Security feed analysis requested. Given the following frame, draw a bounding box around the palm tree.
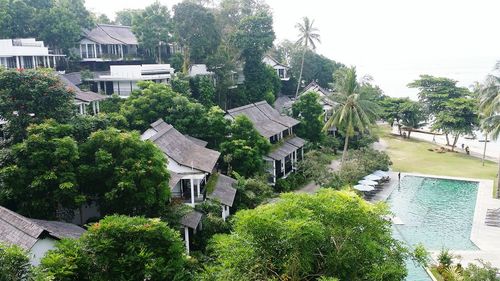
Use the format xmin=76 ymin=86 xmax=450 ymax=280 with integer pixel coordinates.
xmin=323 ymin=67 xmax=379 ymax=164
xmin=478 ymin=74 xmax=500 ymax=197
xmin=295 ymin=17 xmax=321 ymax=97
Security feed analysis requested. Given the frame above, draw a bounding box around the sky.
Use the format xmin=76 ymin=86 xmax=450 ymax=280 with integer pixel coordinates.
xmin=85 ymin=0 xmax=500 ymax=99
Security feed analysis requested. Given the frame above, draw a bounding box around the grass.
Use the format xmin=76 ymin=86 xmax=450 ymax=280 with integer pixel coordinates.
xmin=380 ymin=125 xmax=498 ymax=197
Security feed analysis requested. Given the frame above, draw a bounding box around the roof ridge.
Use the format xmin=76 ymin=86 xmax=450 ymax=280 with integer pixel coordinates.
xmin=0 ymin=206 xmax=44 ymax=239
xmin=227 ymin=103 xmax=256 ymax=113
xmin=96 ymin=24 xmax=128 ymax=45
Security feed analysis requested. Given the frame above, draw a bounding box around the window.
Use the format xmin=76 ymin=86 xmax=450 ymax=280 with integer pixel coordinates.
xmin=87 ymin=44 xmax=95 ymax=59
xmin=81 ymin=44 xmax=87 ymax=58
xmin=278 ymin=69 xmax=285 ymax=78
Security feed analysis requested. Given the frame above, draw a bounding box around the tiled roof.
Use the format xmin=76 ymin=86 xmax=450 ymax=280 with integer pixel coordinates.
xmin=0 ymin=206 xmax=85 ymax=250
xmin=267 ymin=136 xmax=305 ymax=161
xmin=142 ymin=119 xmax=220 ymax=173
xmin=83 ymin=24 xmax=138 ymax=45
xmin=58 ymin=73 xmax=107 ymax=102
xmin=180 ymin=210 xmax=202 ymax=229
xmin=208 ymin=174 xmax=237 ymax=207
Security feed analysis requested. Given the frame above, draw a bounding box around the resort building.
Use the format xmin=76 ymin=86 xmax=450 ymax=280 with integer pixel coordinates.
xmin=141 ymin=119 xmax=220 ymax=207
xmin=58 ymin=73 xmax=107 ymax=115
xmin=77 ymin=24 xmax=139 ymax=62
xmin=226 ymin=101 xmax=305 ymax=184
xmin=88 ymin=64 xmax=175 ymax=97
xmin=207 ymin=174 xmax=237 ymax=221
xmin=300 ymin=81 xmax=336 ymax=120
xmin=0 ymin=38 xmax=64 ymax=69
xmin=263 ymin=55 xmax=290 ymax=81
xmin=0 ymin=206 xmax=85 ymax=265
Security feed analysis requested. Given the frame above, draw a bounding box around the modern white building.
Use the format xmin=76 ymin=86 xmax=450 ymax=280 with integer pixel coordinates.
xmin=0 ymin=38 xmax=63 ymax=69
xmin=78 ymin=24 xmax=139 ymax=62
xmin=89 ymin=64 xmax=175 ymax=97
xmin=0 ymin=206 xmax=85 ymax=265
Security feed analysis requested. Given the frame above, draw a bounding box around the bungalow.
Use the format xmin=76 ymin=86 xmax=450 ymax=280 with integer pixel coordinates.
xmin=141 ymin=119 xmax=220 ymax=207
xmin=207 ymin=174 xmax=237 ymax=221
xmin=0 ymin=38 xmax=64 ymax=69
xmin=300 ymin=81 xmax=336 ymax=123
xmin=78 ymin=24 xmax=139 ymax=62
xmin=226 ymin=101 xmax=305 ymax=184
xmin=89 ymin=64 xmax=175 ymax=97
xmin=262 ymin=55 xmax=289 ymax=81
xmin=0 ymin=206 xmax=85 ymax=265
xmin=58 ymin=73 xmax=107 ymax=115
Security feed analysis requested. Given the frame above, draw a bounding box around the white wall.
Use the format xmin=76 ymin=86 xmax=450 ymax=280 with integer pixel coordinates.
xmin=30 ymin=238 xmax=56 ymax=266
xmin=0 ymin=39 xmax=49 ymax=56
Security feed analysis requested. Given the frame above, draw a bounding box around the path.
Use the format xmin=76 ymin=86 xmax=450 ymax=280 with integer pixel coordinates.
xmin=296 ymin=139 xmax=388 ymax=194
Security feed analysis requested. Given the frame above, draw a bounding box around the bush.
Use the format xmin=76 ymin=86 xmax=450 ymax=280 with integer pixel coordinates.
xmin=275 ymin=172 xmax=308 ymax=192
xmin=0 ymin=243 xmax=32 ymax=281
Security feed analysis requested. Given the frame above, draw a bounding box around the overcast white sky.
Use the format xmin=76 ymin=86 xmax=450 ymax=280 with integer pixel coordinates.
xmin=85 ymin=0 xmax=500 ymax=98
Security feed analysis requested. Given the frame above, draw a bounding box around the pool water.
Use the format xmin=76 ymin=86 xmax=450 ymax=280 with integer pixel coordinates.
xmin=387 ymin=176 xmax=479 ymax=280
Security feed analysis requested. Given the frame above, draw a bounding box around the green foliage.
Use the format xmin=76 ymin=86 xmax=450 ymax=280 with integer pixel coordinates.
xmin=204 ymin=106 xmax=230 ymax=149
xmin=463 ymin=261 xmax=500 ymax=281
xmin=437 ymin=249 xmax=454 ymax=269
xmin=78 ymin=128 xmax=170 ymax=217
xmin=171 ymin=76 xmax=191 ymax=96
xmin=0 ymin=69 xmax=75 ymax=143
xmin=274 ymin=172 xmax=308 ymax=192
xmin=169 ymin=53 xmax=184 ymax=73
xmin=399 ymin=99 xmax=427 ymax=138
xmin=378 ymin=96 xmax=408 ymax=126
xmin=0 ymin=120 xmax=82 ymax=219
xmin=190 ymin=76 xmax=216 ymax=106
xmin=0 ymin=243 xmax=32 ymax=281
xmin=298 ymin=149 xmax=334 ymax=186
xmin=115 ymin=9 xmax=141 ymax=26
xmin=98 ymin=94 xmax=125 ymax=114
xmin=38 ymin=215 xmax=189 ymax=281
xmin=69 ymin=114 xmax=112 ymax=143
xmin=292 ymin=91 xmax=324 ymax=143
xmin=412 ymin=243 xmax=431 ymax=268
xmin=432 ymin=97 xmax=479 ymax=146
xmin=294 ymin=17 xmax=321 ymax=96
xmin=201 ymin=190 xmax=408 ymax=281
xmin=173 ymin=2 xmax=220 ymax=64
xmin=132 ymin=2 xmax=171 ymax=62
xmin=233 ymin=173 xmax=273 ymax=210
xmin=220 ymin=115 xmax=271 ymax=177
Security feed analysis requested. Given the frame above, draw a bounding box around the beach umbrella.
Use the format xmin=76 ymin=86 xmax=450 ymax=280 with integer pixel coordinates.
xmin=364 ymin=174 xmax=383 ymax=181
xmin=358 ymin=179 xmax=378 ymax=186
xmin=353 ymin=184 xmax=375 ymax=192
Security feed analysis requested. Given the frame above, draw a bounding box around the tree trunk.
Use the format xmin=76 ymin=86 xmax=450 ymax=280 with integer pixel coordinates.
xmin=407 ymin=129 xmax=412 ymax=139
xmin=341 ymin=134 xmax=349 ymax=165
xmin=295 ymin=48 xmax=306 ymax=98
xmin=482 ymin=133 xmax=488 ymax=166
xmin=158 ymin=43 xmax=161 ymax=63
xmin=397 ymin=124 xmax=402 ymax=136
xmin=451 ymin=134 xmax=459 ymax=152
xmin=445 ymin=133 xmax=450 ymax=146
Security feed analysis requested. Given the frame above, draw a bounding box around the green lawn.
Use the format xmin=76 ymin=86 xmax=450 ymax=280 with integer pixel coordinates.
xmin=380 ymin=125 xmax=498 ymax=196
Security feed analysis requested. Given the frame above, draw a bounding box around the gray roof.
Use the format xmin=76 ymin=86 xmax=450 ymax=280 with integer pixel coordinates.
xmin=267 ymin=136 xmax=305 ymax=161
xmin=142 ymin=119 xmax=220 ymax=173
xmin=59 ymin=73 xmax=107 ymax=103
xmin=208 ymin=174 xmax=237 ymax=207
xmin=226 ymin=101 xmax=300 ymax=138
xmin=274 ymin=95 xmax=293 ymax=113
xmin=83 ymin=24 xmax=138 ymax=45
xmin=180 ymin=210 xmax=203 ymax=229
xmin=185 ymin=135 xmax=208 ymax=147
xmin=0 ymin=206 xmax=85 ymax=250
xmin=169 ymin=171 xmax=184 ymax=188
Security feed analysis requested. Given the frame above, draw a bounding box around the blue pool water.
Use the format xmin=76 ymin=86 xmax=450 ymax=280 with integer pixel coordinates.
xmin=387 ymin=176 xmax=479 ymax=281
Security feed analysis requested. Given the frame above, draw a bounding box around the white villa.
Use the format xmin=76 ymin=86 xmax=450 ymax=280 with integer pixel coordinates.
xmin=226 ymin=101 xmax=305 ymax=184
xmin=89 ymin=64 xmax=175 ymax=97
xmin=263 ymin=55 xmax=290 ymax=81
xmin=0 ymin=206 xmax=85 ymax=265
xmin=78 ymin=24 xmax=139 ymax=62
xmin=0 ymin=38 xmax=64 ymax=69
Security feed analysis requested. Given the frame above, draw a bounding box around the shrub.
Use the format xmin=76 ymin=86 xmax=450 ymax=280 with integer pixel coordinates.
xmin=0 ymin=243 xmax=32 ymax=281
xmin=275 ymin=172 xmax=308 ymax=192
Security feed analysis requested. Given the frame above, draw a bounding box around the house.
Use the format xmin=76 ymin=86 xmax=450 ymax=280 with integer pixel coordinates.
xmin=180 ymin=210 xmax=202 ymax=254
xmin=89 ymin=64 xmax=175 ymax=97
xmin=141 ymin=119 xmax=220 ymax=207
xmin=0 ymin=206 xmax=85 ymax=265
xmin=226 ymin=101 xmax=305 ymax=184
xmin=58 ymin=73 xmax=107 ymax=115
xmin=262 ymin=55 xmax=289 ymax=81
xmin=0 ymin=38 xmax=64 ymax=69
xmin=300 ymin=81 xmax=336 ymax=123
xmin=78 ymin=24 xmax=139 ymax=62
xmin=207 ymin=174 xmax=237 ymax=221
xmin=274 ymin=95 xmax=294 ymax=114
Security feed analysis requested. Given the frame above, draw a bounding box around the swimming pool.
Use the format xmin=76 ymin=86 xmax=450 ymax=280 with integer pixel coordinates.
xmin=387 ymin=175 xmax=479 ymax=280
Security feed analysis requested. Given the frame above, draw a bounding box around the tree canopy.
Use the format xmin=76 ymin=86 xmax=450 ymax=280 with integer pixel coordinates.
xmin=202 ymin=190 xmax=408 ymax=281
xmin=292 ymin=91 xmax=324 ymax=143
xmin=38 ymin=215 xmax=189 ymax=281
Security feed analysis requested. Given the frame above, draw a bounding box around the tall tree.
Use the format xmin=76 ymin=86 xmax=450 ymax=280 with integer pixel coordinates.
xmin=295 ymin=17 xmax=321 ymax=97
xmin=132 ymin=1 xmax=171 ymax=63
xmin=78 ymin=128 xmax=170 ymax=217
xmin=292 ymin=91 xmax=324 ymax=143
xmin=478 ymin=72 xmax=500 ymax=197
xmin=232 ymin=12 xmax=276 ymax=103
xmin=0 ymin=120 xmax=82 ymax=220
xmin=399 ymin=100 xmax=427 ymax=139
xmin=324 ymin=67 xmax=379 ymax=164
xmin=173 ymin=1 xmax=220 ymax=69
xmin=115 ymin=9 xmax=141 ymax=26
xmin=0 ymin=69 xmax=74 ymax=143
xmin=37 ymin=215 xmax=189 ymax=280
xmin=201 ymin=190 xmax=408 ymax=281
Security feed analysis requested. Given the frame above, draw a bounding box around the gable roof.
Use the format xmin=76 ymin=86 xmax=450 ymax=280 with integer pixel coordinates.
xmin=180 ymin=210 xmax=203 ymax=229
xmin=226 ymin=101 xmax=299 ymax=138
xmin=208 ymin=174 xmax=237 ymax=207
xmin=301 ymin=81 xmax=331 ymax=97
xmin=263 ymin=55 xmax=288 ymax=68
xmin=267 ymin=136 xmax=306 ymax=161
xmin=58 ymin=73 xmax=107 ymax=103
xmin=0 ymin=206 xmax=85 ymax=250
xmin=142 ymin=119 xmax=220 ymax=173
xmin=83 ymin=24 xmax=138 ymax=45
